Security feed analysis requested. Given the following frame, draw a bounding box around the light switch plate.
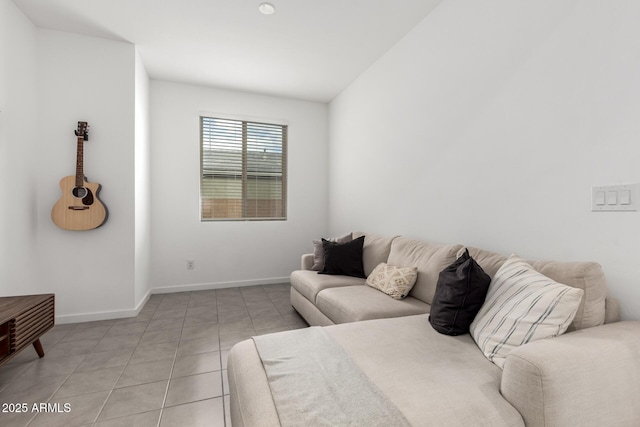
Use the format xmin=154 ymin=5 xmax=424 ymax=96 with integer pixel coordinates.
xmin=592 ymin=184 xmax=639 ymax=211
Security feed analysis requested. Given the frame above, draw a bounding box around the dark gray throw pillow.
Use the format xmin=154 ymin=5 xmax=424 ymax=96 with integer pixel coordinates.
xmin=311 ymin=233 xmax=353 ymax=271
xmin=319 ymin=236 xmax=366 ymax=278
xmin=429 ymin=248 xmax=491 ymax=336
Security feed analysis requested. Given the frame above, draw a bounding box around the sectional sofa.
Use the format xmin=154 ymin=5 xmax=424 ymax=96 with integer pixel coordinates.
xmin=228 ymin=232 xmax=640 ymax=426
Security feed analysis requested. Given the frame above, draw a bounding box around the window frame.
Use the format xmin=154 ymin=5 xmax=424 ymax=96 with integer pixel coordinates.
xmin=199 ymin=114 xmax=288 ymax=222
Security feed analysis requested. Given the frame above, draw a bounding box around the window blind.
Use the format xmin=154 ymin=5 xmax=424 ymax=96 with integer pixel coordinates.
xmin=200 ymin=116 xmax=287 ymax=220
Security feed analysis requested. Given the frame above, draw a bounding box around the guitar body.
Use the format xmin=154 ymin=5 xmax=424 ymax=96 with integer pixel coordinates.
xmin=51 ymin=176 xmax=107 ymax=230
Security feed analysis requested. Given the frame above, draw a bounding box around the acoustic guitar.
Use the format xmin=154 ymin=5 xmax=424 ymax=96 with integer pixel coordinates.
xmin=51 ymin=121 xmax=107 ymax=230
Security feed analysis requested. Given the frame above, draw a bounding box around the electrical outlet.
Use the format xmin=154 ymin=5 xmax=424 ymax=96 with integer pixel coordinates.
xmin=186 ymin=260 xmax=195 ymax=270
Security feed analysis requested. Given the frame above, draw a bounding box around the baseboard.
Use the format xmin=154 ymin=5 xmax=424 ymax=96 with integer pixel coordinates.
xmin=54 ymin=289 xmax=152 ymax=325
xmin=151 ymin=277 xmax=290 ymax=294
xmin=53 ymin=277 xmax=289 ymax=324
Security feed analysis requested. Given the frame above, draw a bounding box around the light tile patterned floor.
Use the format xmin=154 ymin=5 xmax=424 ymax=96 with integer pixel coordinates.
xmin=0 ymin=284 xmax=307 ymax=427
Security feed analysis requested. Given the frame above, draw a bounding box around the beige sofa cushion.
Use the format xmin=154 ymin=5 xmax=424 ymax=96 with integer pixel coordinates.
xmin=460 ymin=247 xmax=508 ymax=278
xmin=327 ymin=315 xmax=524 ymax=426
xmin=463 ymin=247 xmax=607 ymax=330
xmin=387 ymin=237 xmax=463 ymax=305
xmin=228 ymin=315 xmax=525 ymax=427
xmin=290 ymin=287 xmax=335 ymax=327
xmin=317 ymin=286 xmax=429 ymax=324
xmin=290 ymin=270 xmax=365 ymax=304
xmin=530 ymin=260 xmax=606 ymax=330
xmin=353 ymin=232 xmax=399 ymax=276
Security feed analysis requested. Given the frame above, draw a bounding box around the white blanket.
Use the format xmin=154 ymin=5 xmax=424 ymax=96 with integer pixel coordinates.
xmin=252 ymin=327 xmax=410 ymax=427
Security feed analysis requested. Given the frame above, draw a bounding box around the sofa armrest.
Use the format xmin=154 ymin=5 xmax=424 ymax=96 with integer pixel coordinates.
xmin=501 ymin=321 xmax=640 ymax=427
xmin=301 ymin=253 xmax=314 ymax=270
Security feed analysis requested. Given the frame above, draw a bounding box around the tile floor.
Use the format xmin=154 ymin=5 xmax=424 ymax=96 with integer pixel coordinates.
xmin=0 ymin=283 xmax=308 ymax=427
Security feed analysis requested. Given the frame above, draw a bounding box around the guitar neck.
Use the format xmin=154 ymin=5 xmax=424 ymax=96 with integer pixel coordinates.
xmin=75 ymin=135 xmax=84 ymax=187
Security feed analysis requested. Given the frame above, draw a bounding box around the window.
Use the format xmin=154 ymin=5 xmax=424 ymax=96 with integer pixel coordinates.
xmin=200 ymin=116 xmax=287 ymax=220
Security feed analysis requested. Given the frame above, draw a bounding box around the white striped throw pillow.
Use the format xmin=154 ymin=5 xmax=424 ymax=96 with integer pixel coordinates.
xmin=470 ymin=255 xmax=584 ymax=368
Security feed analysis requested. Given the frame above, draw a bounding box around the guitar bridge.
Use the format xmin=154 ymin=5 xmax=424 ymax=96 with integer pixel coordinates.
xmin=68 ymin=206 xmax=90 ymax=210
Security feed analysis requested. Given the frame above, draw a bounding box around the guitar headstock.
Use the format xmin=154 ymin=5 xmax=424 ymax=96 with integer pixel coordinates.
xmin=74 ymin=121 xmax=89 ymax=141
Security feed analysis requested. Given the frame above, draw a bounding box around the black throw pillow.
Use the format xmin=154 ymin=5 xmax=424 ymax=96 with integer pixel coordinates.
xmin=319 ymin=235 xmax=366 ymax=278
xmin=429 ymin=249 xmax=491 ymax=336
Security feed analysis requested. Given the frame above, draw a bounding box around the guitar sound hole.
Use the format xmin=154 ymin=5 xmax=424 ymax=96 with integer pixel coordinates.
xmin=72 ymin=186 xmax=88 ymax=198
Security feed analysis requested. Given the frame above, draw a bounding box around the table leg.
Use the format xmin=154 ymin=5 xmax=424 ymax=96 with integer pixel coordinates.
xmin=33 ymin=339 xmax=45 ymax=358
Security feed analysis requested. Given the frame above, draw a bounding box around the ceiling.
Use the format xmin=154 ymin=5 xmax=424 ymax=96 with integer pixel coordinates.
xmin=12 ymin=0 xmax=442 ymax=102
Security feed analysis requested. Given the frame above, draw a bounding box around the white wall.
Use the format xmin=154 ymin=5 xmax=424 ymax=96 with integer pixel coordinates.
xmin=150 ymin=81 xmax=328 ymax=291
xmin=134 ymin=49 xmax=151 ymax=307
xmin=0 ymin=1 xmax=38 ymax=295
xmin=329 ymin=0 xmax=640 ymax=320
xmin=1 ymin=14 xmax=327 ymax=319
xmin=36 ymin=30 xmax=137 ymax=321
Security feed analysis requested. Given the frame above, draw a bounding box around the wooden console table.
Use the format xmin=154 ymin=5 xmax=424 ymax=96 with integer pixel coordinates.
xmin=0 ymin=294 xmax=55 ymax=366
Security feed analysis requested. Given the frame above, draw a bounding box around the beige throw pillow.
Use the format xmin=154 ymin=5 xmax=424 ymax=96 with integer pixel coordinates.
xmin=470 ymin=255 xmax=584 ymax=368
xmin=366 ymin=262 xmax=418 ymax=300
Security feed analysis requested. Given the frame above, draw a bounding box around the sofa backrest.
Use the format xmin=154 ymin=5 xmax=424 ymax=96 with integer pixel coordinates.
xmin=387 ymin=237 xmax=463 ymax=305
xmin=461 ymin=247 xmax=608 ymax=331
xmin=353 ymin=232 xmax=400 ymax=277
